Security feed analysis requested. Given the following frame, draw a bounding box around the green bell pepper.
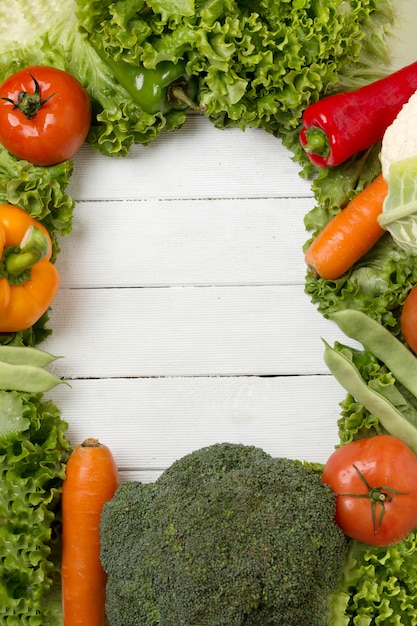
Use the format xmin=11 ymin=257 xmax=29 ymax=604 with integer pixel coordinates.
xmin=99 ymin=54 xmax=200 ymax=115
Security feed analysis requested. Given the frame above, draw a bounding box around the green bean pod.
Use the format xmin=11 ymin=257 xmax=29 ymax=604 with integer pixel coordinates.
xmin=330 ymin=309 xmax=417 ymax=398
xmin=0 ymin=360 xmax=68 ymax=393
xmin=0 ymin=345 xmax=60 ymax=367
xmin=323 ymin=339 xmax=417 ymax=454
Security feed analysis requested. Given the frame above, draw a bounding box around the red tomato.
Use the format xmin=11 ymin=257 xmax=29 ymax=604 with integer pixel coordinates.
xmin=322 ymin=435 xmax=417 ymax=546
xmin=401 ymin=284 xmax=417 ymax=354
xmin=0 ymin=65 xmax=91 ymax=166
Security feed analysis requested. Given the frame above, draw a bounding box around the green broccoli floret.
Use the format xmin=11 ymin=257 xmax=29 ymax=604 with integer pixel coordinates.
xmin=100 ymin=442 xmax=348 ymax=626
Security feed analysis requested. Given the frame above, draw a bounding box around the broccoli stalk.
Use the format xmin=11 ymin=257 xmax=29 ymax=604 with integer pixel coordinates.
xmin=100 ymin=442 xmax=348 ymax=626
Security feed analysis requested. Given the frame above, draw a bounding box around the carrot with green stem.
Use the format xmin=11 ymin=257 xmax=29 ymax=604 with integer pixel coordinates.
xmin=61 ymin=438 xmax=119 ymax=626
xmin=305 ymin=173 xmax=388 ymax=280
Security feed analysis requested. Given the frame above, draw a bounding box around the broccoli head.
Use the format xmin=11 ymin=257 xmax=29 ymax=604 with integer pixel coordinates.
xmin=100 ymin=442 xmax=348 ymax=626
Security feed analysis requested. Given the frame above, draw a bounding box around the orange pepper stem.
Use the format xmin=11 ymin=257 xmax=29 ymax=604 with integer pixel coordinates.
xmin=5 ymin=226 xmax=49 ymax=276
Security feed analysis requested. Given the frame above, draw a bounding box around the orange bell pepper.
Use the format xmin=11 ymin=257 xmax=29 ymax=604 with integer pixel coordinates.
xmin=0 ymin=203 xmax=60 ymax=332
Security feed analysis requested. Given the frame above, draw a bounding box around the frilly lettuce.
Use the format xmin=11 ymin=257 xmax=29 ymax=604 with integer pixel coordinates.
xmin=378 ymin=155 xmax=417 ymax=254
xmin=0 ymin=139 xmax=75 ymax=347
xmin=0 ymin=390 xmax=70 ymax=626
xmin=0 ymin=0 xmax=395 ymax=158
xmin=328 ymin=532 xmax=417 ymax=625
xmin=0 ymin=145 xmax=74 ymax=251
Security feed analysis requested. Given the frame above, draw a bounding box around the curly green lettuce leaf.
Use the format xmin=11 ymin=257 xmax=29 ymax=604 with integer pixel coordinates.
xmin=304 ymin=144 xmax=384 ymax=235
xmin=0 ymin=312 xmax=54 ymax=349
xmin=0 ymin=141 xmax=74 ymax=348
xmin=76 ymin=0 xmax=395 ymax=153
xmin=0 ymin=390 xmax=70 ymax=626
xmin=378 ymin=154 xmax=417 ymax=254
xmin=0 ymin=145 xmax=74 ymax=252
xmin=328 ymin=532 xmax=417 ymax=625
xmin=197 ymin=0 xmax=394 ymax=136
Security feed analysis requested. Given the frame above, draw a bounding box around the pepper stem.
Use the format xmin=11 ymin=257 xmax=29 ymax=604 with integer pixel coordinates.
xmin=303 ymin=126 xmax=330 ymax=159
xmin=169 ymin=84 xmax=205 ymax=113
xmin=6 ymin=226 xmax=49 ymax=276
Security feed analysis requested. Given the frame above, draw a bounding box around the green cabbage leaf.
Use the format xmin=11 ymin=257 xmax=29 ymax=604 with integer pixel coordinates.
xmin=378 ymin=155 xmax=417 ymax=254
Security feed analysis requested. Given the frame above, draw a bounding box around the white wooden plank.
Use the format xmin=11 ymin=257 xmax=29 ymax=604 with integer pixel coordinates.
xmin=56 ymin=197 xmax=312 ymax=288
xmin=118 ymin=471 xmax=162 ymax=484
xmin=68 ymin=118 xmax=313 ymax=201
xmin=43 ymin=285 xmax=347 ymax=378
xmin=47 ymin=374 xmax=343 ymax=475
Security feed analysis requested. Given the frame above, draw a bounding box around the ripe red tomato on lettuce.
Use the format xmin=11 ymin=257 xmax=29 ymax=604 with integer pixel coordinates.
xmin=0 ymin=65 xmax=91 ymax=166
xmin=323 ymin=435 xmax=417 ymax=546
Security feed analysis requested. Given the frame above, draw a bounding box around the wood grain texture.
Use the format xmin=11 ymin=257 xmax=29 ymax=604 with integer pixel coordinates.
xmin=43 ymin=285 xmax=347 ymax=378
xmin=55 ymin=198 xmax=312 ymax=288
xmin=47 ymin=375 xmax=344 ymax=483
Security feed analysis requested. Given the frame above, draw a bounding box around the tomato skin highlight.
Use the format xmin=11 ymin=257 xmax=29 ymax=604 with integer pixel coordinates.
xmin=322 ymin=435 xmax=417 ymax=546
xmin=0 ymin=65 xmax=91 ymax=166
xmin=401 ymin=285 xmax=417 ymax=355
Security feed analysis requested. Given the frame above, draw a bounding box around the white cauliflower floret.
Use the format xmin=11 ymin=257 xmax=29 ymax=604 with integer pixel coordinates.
xmin=380 ymin=90 xmax=417 ymax=180
xmin=380 ymin=91 xmax=417 ymax=180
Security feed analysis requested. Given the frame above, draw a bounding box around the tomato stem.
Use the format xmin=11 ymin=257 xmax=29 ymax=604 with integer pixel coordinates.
xmin=168 ymin=83 xmax=206 ymax=113
xmin=338 ymin=464 xmax=410 ymax=535
xmin=0 ymin=73 xmax=56 ymax=120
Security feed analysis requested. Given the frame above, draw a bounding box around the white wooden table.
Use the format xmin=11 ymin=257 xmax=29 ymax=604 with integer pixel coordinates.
xmin=41 ymin=1 xmax=417 ymax=484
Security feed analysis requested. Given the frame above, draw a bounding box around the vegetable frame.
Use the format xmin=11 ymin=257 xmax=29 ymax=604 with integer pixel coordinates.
xmin=0 ymin=203 xmax=60 ymax=331
xmin=300 ymin=60 xmax=417 ymax=167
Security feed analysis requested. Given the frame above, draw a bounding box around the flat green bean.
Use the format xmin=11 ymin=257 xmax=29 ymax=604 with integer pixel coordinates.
xmin=331 ymin=309 xmax=417 ymax=398
xmin=0 ymin=345 xmax=60 ymax=368
xmin=0 ymin=361 xmax=69 ymax=393
xmin=323 ymin=340 xmax=417 ymax=454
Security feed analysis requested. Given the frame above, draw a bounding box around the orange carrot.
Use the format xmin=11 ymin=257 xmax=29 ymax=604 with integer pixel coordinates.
xmin=61 ymin=438 xmax=119 ymax=626
xmin=305 ymin=173 xmax=388 ymax=280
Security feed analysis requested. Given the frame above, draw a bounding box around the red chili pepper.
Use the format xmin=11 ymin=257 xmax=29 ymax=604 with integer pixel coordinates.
xmin=299 ymin=60 xmax=417 ymax=168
